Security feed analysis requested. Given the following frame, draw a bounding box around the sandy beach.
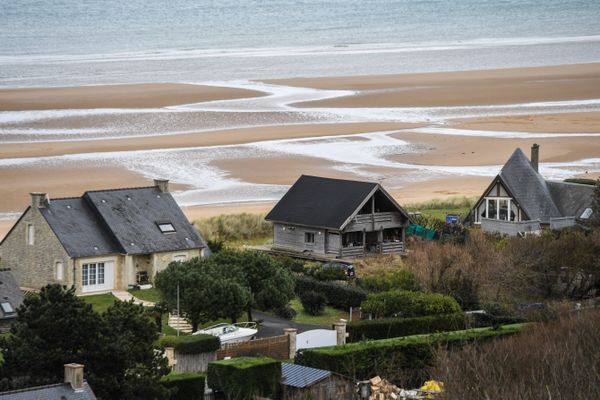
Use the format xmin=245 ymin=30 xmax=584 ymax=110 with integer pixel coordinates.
xmin=1 ymin=63 xmax=599 ymax=240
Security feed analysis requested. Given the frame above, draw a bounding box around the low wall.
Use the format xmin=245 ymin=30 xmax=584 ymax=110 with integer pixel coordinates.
xmin=216 ymin=335 xmax=290 ymax=360
xmin=481 ymin=218 xmax=541 ymax=236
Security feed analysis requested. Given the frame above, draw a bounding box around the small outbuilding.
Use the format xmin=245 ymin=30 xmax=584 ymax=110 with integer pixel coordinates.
xmin=266 ymin=175 xmax=412 ymax=258
xmin=281 ymin=362 xmax=356 ymax=400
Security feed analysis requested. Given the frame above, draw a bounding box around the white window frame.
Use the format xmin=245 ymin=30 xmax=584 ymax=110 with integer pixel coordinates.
xmin=82 ymin=262 xmax=106 ymax=288
xmin=26 ymin=224 xmax=34 ymax=245
xmin=483 ymin=197 xmax=513 ymax=222
xmin=157 ymin=223 xmax=176 ymax=233
xmin=55 ymin=261 xmax=64 ymax=281
xmin=173 ymin=254 xmax=187 ymax=263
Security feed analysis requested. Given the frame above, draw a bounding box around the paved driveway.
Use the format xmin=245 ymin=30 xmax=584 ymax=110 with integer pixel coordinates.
xmin=252 ymin=311 xmax=327 ymax=338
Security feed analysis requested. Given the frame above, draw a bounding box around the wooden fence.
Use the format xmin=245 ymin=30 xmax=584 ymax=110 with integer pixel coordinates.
xmin=216 ymin=335 xmax=290 ymax=360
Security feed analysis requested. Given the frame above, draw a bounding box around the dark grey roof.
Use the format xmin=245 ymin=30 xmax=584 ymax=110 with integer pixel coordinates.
xmin=546 ymin=181 xmax=595 ymax=218
xmin=84 ymin=187 xmax=204 ymax=255
xmin=0 ymin=269 xmax=24 ymax=320
xmin=40 ymin=198 xmax=122 ymax=258
xmin=0 ymin=381 xmax=97 ymax=400
xmin=265 ymin=175 xmax=378 ymax=230
xmin=499 ymin=149 xmax=562 ymax=221
xmin=281 ymin=362 xmax=331 ymax=388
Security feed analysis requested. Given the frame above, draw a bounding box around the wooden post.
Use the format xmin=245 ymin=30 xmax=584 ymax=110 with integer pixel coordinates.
xmin=371 ymin=196 xmax=375 ymax=230
xmin=362 ymin=229 xmax=366 ymax=253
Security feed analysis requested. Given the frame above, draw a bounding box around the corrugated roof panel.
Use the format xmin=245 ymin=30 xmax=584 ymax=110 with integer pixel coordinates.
xmin=281 ymin=362 xmax=331 ymax=388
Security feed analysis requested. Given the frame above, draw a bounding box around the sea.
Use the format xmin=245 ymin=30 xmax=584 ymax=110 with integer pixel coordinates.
xmin=1 ymin=0 xmax=600 ymax=87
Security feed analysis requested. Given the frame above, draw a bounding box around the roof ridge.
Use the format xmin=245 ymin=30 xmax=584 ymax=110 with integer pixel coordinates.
xmin=300 ymin=174 xmax=377 ymax=185
xmin=84 ymin=185 xmax=157 ymax=194
xmin=0 ymin=382 xmax=66 ymax=395
xmin=48 ymin=196 xmax=82 ymax=201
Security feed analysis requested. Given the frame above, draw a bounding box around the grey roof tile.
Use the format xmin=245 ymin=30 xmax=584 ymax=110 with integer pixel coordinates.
xmin=281 ymin=362 xmax=331 ymax=388
xmin=0 ymin=269 xmax=24 ymax=321
xmin=546 ymin=181 xmax=595 ymax=218
xmin=0 ymin=382 xmax=97 ymax=400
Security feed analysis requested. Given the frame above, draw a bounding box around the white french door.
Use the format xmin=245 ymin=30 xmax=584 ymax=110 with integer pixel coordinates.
xmin=82 ymin=261 xmax=114 ymax=293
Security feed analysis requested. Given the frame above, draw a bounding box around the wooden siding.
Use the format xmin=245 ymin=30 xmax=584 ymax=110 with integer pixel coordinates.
xmin=344 ymin=211 xmax=404 ymax=232
xmin=273 ymin=223 xmax=326 ymax=254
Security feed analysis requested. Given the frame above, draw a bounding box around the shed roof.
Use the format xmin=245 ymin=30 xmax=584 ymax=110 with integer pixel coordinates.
xmin=265 ymin=175 xmax=380 ymax=230
xmin=281 ymin=362 xmax=331 ymax=388
xmin=0 ymin=269 xmax=24 ymax=320
xmin=0 ymin=382 xmax=97 ymax=400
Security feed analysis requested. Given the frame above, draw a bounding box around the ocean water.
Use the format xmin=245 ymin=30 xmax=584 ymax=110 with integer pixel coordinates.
xmin=1 ymin=0 xmax=599 ymax=87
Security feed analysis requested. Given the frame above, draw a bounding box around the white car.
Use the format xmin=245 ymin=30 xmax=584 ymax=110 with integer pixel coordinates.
xmin=193 ymin=322 xmax=258 ymax=345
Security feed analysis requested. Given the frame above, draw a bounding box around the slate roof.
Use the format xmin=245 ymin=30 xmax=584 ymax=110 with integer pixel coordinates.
xmin=40 ymin=198 xmax=122 ymax=258
xmin=475 ymin=148 xmax=595 ymax=222
xmin=0 ymin=269 xmax=24 ymax=321
xmin=0 ymin=381 xmax=97 ymax=400
xmin=265 ymin=175 xmax=380 ymax=230
xmin=84 ymin=187 xmax=204 ymax=255
xmin=281 ymin=362 xmax=331 ymax=388
xmin=34 ymin=186 xmax=205 ymax=258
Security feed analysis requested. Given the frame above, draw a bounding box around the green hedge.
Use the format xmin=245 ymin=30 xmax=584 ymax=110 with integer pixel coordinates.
xmin=207 ymin=357 xmax=281 ymax=399
xmin=361 ymin=289 xmax=461 ymax=318
xmin=161 ymin=372 xmax=206 ymax=400
xmin=158 ymin=334 xmax=220 ymax=354
xmin=295 ymin=324 xmax=527 ymax=384
xmin=347 ymin=313 xmax=468 ymax=342
xmin=295 ymin=276 xmax=367 ymax=309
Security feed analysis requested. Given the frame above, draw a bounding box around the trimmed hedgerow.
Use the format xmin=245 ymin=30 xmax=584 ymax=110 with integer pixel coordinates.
xmin=347 ymin=313 xmax=468 ymax=342
xmin=158 ymin=334 xmax=220 ymax=354
xmin=295 ymin=324 xmax=527 ymax=384
xmin=295 ymin=276 xmax=367 ymax=309
xmin=360 ymin=289 xmax=461 ymax=318
xmin=207 ymin=357 xmax=281 ymax=399
xmin=161 ymin=372 xmax=206 ymax=400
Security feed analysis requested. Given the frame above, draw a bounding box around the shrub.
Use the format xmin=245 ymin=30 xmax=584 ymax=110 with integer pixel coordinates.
xmin=347 ymin=313 xmax=467 ymax=342
xmin=274 ymin=305 xmax=297 ymax=320
xmin=275 ymin=256 xmax=306 ymax=273
xmin=158 ymin=334 xmax=220 ymax=354
xmin=295 ymin=276 xmax=367 ymax=309
xmin=295 ymin=324 xmax=526 ymax=386
xmin=161 ymin=372 xmax=206 ymax=400
xmin=306 ymin=264 xmax=348 ymax=281
xmin=358 ymin=270 xmax=420 ymax=292
xmin=361 ymin=289 xmax=461 ymax=318
xmin=207 ymin=357 xmax=281 ymax=399
xmin=299 ymin=291 xmax=327 ymax=316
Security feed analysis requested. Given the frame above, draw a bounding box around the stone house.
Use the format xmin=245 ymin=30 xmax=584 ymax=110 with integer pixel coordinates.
xmin=0 ymin=180 xmax=206 ymax=294
xmin=467 ymin=144 xmax=595 ymax=236
xmin=266 ymin=175 xmax=411 ymax=258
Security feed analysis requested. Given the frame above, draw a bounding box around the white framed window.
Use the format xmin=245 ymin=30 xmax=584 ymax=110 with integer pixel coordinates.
xmin=27 ymin=224 xmax=34 ymax=245
xmin=483 ymin=197 xmax=514 ymax=222
xmin=0 ymin=302 xmax=14 ymax=314
xmin=157 ymin=222 xmax=176 ymax=233
xmin=173 ymin=254 xmax=187 ymax=263
xmin=82 ymin=262 xmax=105 ymax=288
xmin=305 ymin=232 xmax=315 ymax=243
xmin=55 ymin=261 xmax=64 ymax=281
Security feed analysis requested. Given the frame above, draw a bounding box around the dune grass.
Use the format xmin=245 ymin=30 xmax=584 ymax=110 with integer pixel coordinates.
xmin=194 ymin=213 xmax=272 ymax=245
xmin=405 ymin=196 xmax=476 ymax=220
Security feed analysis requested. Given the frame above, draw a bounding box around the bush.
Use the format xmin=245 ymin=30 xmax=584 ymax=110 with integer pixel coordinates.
xmin=274 ymin=305 xmax=297 ymax=320
xmin=275 ymin=256 xmax=306 ymax=273
xmin=358 ymin=270 xmax=420 ymax=292
xmin=306 ymin=264 xmax=348 ymax=281
xmin=361 ymin=289 xmax=461 ymax=318
xmin=295 ymin=276 xmax=367 ymax=309
xmin=161 ymin=372 xmax=206 ymax=400
xmin=347 ymin=313 xmax=467 ymax=342
xmin=207 ymin=357 xmax=281 ymax=399
xmin=295 ymin=324 xmax=526 ymax=386
xmin=299 ymin=291 xmax=327 ymax=316
xmin=158 ymin=334 xmax=221 ymax=354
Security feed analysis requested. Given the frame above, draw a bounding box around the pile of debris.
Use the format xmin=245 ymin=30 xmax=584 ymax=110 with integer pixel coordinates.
xmin=364 ymin=376 xmax=442 ymax=400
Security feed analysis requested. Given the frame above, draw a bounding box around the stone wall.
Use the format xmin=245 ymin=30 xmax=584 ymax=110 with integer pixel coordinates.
xmin=151 ymin=248 xmax=202 ymax=280
xmin=0 ymin=207 xmax=71 ymax=289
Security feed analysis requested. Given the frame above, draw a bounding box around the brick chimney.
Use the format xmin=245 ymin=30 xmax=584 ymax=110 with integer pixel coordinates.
xmin=64 ymin=363 xmax=84 ymax=391
xmin=154 ymin=179 xmax=169 ymax=193
xmin=30 ymin=192 xmax=49 ymax=208
xmin=531 ymin=144 xmax=540 ymax=172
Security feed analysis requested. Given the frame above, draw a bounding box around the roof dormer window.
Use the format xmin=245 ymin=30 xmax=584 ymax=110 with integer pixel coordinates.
xmin=157 ymin=222 xmax=176 ymax=233
xmin=1 ymin=302 xmax=14 ymax=314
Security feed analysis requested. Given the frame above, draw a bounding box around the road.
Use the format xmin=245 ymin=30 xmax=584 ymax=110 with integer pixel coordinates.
xmin=252 ymin=311 xmax=327 ymax=338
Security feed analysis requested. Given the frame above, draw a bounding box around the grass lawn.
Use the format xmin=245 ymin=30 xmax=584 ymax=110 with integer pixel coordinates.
xmin=406 ymin=196 xmax=475 ymax=221
xmin=289 ymin=297 xmax=349 ymax=326
xmin=82 ymin=293 xmax=118 ymax=313
xmin=129 ymin=287 xmax=164 ymax=303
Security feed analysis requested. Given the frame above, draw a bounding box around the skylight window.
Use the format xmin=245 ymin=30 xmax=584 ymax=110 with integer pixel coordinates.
xmin=1 ymin=302 xmax=14 ymax=314
xmin=157 ymin=223 xmax=176 ymax=233
xmin=580 ymin=208 xmax=593 ymax=219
